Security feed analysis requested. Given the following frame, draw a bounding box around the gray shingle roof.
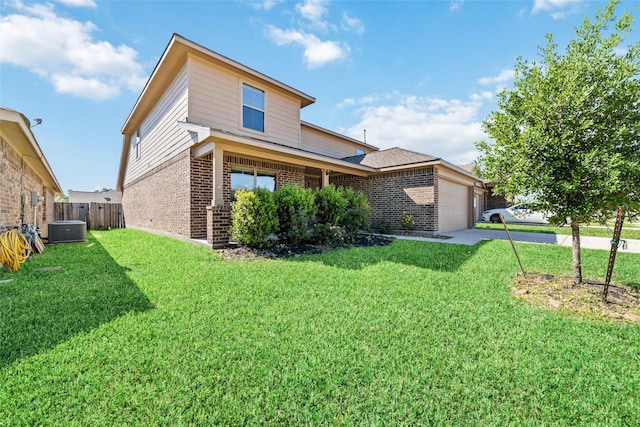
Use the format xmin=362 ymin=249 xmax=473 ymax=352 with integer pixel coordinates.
xmin=342 ymin=147 xmax=440 ymax=169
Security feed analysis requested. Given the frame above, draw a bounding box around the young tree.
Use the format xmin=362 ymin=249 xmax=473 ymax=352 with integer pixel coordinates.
xmin=475 ymin=0 xmax=640 ymax=284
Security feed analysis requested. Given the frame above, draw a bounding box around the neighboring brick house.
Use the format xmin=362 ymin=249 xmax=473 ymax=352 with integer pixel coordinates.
xmin=117 ymin=34 xmax=484 ymax=247
xmin=1 ymin=107 xmax=63 ymax=237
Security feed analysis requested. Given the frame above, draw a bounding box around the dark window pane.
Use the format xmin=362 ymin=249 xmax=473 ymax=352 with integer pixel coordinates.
xmin=243 ymin=106 xmax=264 ymax=132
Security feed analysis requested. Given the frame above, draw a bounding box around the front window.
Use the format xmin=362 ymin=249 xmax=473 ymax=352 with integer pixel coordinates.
xmin=242 ymin=84 xmax=265 ymax=132
xmin=231 ymin=168 xmax=276 ymax=198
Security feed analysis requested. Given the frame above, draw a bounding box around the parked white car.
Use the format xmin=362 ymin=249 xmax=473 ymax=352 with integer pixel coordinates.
xmin=481 ymin=204 xmax=548 ymax=224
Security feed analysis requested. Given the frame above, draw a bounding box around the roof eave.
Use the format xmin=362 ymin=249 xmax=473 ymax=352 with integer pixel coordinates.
xmin=0 ymin=108 xmax=63 ymax=195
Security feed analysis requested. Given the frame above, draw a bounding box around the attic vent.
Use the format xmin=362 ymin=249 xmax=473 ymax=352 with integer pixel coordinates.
xmin=48 ymin=220 xmax=87 ymax=244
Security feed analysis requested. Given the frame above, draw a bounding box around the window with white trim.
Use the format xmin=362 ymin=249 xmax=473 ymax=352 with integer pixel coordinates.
xmin=231 ymin=168 xmax=276 ymax=197
xmin=242 ymin=84 xmax=265 ymax=132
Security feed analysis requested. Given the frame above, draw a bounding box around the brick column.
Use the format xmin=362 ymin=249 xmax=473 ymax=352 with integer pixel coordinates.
xmin=207 ymin=205 xmax=231 ymax=248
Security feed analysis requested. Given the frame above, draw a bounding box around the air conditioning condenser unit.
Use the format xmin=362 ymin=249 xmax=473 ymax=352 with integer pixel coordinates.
xmin=48 ymin=220 xmax=87 ymax=244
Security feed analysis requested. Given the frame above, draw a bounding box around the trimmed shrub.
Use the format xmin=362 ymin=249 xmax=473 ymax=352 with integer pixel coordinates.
xmin=312 ymin=223 xmax=346 ymax=246
xmin=340 ymin=187 xmax=371 ymax=240
xmin=378 ymin=219 xmax=392 ymax=234
xmin=314 ymin=184 xmax=347 ymax=226
xmin=273 ymin=185 xmax=316 ymax=243
xmin=230 ymin=188 xmax=278 ymax=247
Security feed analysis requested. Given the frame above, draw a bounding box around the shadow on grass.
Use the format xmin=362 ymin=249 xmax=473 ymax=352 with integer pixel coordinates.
xmin=0 ymin=234 xmax=154 ymax=368
xmin=297 ymin=239 xmax=484 ymax=272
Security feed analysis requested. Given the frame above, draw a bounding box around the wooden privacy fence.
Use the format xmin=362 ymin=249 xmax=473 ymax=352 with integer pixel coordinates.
xmin=54 ymin=203 xmax=125 ymax=230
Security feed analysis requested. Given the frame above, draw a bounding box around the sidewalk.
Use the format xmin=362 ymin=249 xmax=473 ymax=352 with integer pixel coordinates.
xmin=393 ymin=228 xmax=640 ymax=254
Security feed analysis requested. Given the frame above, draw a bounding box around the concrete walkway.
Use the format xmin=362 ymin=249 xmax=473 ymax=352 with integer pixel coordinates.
xmin=393 ymin=228 xmax=640 ymax=254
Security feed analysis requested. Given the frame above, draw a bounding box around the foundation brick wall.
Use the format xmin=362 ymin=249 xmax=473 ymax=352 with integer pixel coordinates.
xmin=331 ymin=167 xmax=438 ymax=232
xmin=190 ymin=153 xmax=213 ymax=238
xmin=122 ymin=149 xmax=191 ymax=237
xmin=1 ymin=137 xmax=56 ymax=237
xmin=207 ymin=205 xmax=231 ymax=248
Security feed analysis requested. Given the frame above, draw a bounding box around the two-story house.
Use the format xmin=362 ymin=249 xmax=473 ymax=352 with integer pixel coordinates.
xmin=117 ymin=34 xmax=484 ymax=247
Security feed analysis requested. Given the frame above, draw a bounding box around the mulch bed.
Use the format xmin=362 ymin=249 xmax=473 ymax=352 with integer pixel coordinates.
xmin=215 ymin=234 xmax=393 ymax=261
xmin=513 ymin=274 xmax=640 ymax=322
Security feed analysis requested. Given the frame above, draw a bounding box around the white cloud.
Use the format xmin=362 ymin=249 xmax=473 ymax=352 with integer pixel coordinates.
xmin=478 ymin=69 xmax=514 ymax=85
xmin=343 ymin=92 xmax=489 ymax=164
xmin=532 ymin=0 xmax=585 ymax=19
xmin=450 ymin=1 xmax=464 ymax=12
xmin=341 ymin=11 xmax=365 ymax=35
xmin=0 ymin=1 xmax=147 ymax=101
xmin=266 ymin=25 xmax=349 ymax=68
xmin=296 ymin=0 xmax=329 ymax=23
xmin=56 ymin=0 xmax=97 ymax=7
xmin=251 ymin=0 xmax=283 ymax=10
xmin=262 ymin=0 xmax=362 ymax=67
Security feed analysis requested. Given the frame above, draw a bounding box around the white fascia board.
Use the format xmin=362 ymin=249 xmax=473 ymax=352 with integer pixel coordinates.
xmin=181 ymin=122 xmax=375 ymax=174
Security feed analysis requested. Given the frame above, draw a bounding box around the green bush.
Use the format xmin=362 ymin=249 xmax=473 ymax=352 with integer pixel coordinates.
xmin=378 ymin=219 xmax=392 ymax=234
xmin=314 ymin=184 xmax=347 ymax=226
xmin=312 ymin=223 xmax=346 ymax=246
xmin=273 ymin=185 xmax=316 ymax=243
xmin=340 ymin=187 xmax=371 ymax=240
xmin=230 ymin=188 xmax=278 ymax=247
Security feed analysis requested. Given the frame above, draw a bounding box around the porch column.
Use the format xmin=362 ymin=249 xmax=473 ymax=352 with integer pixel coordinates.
xmin=321 ymin=169 xmax=330 ymax=187
xmin=208 ymin=143 xmax=230 ymax=248
xmin=212 ymin=144 xmax=224 ymax=206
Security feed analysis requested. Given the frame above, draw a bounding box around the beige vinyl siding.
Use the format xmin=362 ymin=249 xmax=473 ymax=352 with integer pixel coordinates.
xmin=187 ymin=56 xmax=301 ymax=148
xmin=264 ymin=89 xmax=301 ymax=148
xmin=123 ymin=63 xmax=189 ymax=186
xmin=188 ymin=57 xmax=239 ymax=132
xmin=301 ymin=126 xmax=366 ymax=158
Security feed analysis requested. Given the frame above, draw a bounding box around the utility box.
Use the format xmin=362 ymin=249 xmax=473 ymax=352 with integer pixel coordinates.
xmin=48 ymin=220 xmax=87 ymax=244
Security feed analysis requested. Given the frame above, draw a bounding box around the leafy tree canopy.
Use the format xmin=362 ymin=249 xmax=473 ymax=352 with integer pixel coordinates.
xmin=476 ymin=0 xmax=640 ymax=226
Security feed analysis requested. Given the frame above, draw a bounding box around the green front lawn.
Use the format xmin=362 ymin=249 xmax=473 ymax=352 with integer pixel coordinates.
xmin=1 ymin=229 xmax=639 ymax=424
xmin=476 ymin=222 xmax=640 ymax=240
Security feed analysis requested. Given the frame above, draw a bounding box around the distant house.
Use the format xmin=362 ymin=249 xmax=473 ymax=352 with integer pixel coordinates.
xmin=0 ymin=107 xmax=63 ymax=236
xmin=68 ymin=190 xmax=122 ymax=204
xmin=117 ymin=34 xmax=484 ymax=247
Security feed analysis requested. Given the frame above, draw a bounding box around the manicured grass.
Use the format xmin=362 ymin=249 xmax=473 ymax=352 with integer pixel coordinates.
xmin=476 ymin=221 xmax=640 ymax=240
xmin=1 ymin=229 xmax=639 ymax=424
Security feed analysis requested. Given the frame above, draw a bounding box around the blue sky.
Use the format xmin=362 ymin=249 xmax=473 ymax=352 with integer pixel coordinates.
xmin=1 ymin=0 xmax=638 ymax=194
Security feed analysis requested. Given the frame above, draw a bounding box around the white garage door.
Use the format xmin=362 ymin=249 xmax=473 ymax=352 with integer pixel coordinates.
xmin=438 ymin=179 xmax=469 ymax=232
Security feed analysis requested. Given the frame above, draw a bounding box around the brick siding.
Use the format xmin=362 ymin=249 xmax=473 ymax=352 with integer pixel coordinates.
xmin=123 ymin=149 xmax=307 ymax=243
xmin=331 ymin=167 xmax=438 ymax=232
xmin=122 ymin=149 xmax=191 ymax=237
xmin=1 ymin=136 xmax=56 ymax=237
xmin=207 ymin=205 xmax=231 ymax=248
xmin=190 ymin=153 xmax=213 ymax=238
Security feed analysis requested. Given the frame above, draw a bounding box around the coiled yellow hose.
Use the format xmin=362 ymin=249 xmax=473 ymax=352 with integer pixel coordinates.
xmin=0 ymin=229 xmax=31 ymax=272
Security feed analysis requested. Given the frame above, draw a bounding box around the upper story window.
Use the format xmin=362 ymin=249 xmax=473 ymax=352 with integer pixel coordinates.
xmin=133 ymin=128 xmax=141 ymax=159
xmin=242 ymin=84 xmax=265 ymax=133
xmin=356 ymin=148 xmax=365 ymax=156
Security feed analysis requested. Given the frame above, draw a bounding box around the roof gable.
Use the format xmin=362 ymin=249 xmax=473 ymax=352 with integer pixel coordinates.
xmin=121 ymin=33 xmax=315 ymax=136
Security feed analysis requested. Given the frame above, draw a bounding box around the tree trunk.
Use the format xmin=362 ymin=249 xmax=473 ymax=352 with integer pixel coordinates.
xmin=571 ymin=220 xmax=582 ymax=285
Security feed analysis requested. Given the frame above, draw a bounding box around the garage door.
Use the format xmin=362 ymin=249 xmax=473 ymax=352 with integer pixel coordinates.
xmin=438 ymin=179 xmax=469 ymax=232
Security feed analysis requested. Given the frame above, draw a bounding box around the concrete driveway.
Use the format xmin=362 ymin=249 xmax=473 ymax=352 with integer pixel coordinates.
xmin=395 ymin=228 xmax=640 ymax=254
